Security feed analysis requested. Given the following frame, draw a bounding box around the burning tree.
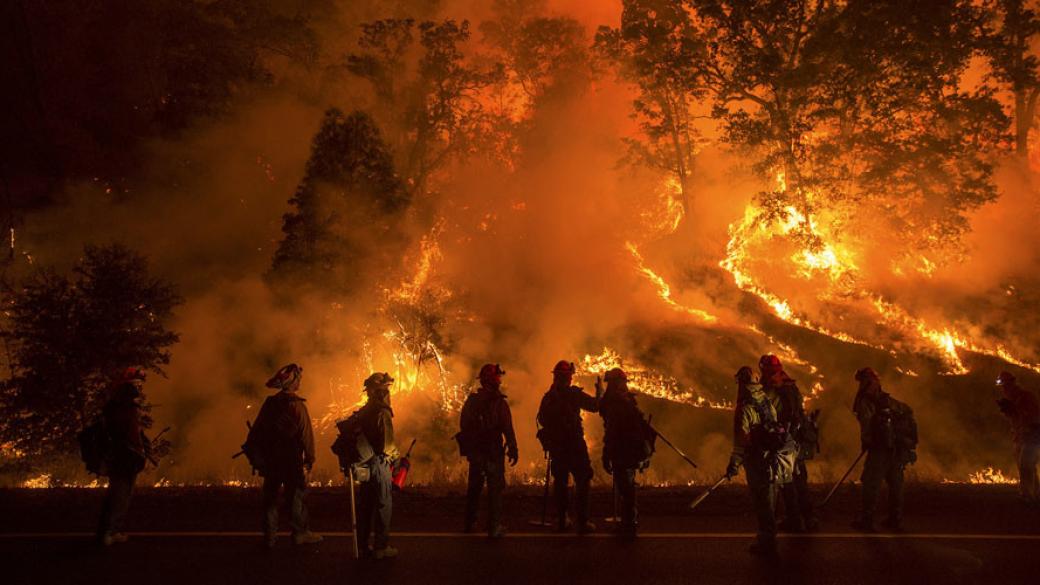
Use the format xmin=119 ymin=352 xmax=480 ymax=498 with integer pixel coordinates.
xmin=606 ymin=0 xmax=1007 ymax=255
xmin=482 ymin=2 xmax=592 ymax=107
xmin=0 ymin=244 xmax=181 ymax=460
xmin=716 ymin=0 xmax=1004 ymax=253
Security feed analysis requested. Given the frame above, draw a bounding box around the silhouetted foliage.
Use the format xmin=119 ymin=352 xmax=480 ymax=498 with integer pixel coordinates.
xmin=0 ymin=244 xmax=181 ymax=459
xmin=604 ymin=0 xmax=1008 ymax=251
xmin=596 ymin=0 xmax=704 ymax=216
xmin=980 ymin=0 xmax=1040 ymax=156
xmin=347 ymin=18 xmax=507 ymax=196
xmin=269 ymin=109 xmax=408 ymax=294
xmin=2 ymin=0 xmax=319 ymax=207
xmin=483 ymin=2 xmax=591 ymax=104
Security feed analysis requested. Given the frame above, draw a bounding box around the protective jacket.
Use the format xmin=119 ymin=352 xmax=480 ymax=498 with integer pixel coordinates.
xmin=248 ymin=391 xmax=316 ymax=475
xmin=537 ymin=383 xmax=598 ymax=451
xmin=854 ymin=386 xmax=917 ymax=454
xmin=731 ymin=384 xmax=797 ymax=483
xmin=763 ymin=373 xmax=817 ymax=459
xmin=103 ymin=384 xmax=148 ymax=475
xmin=1000 ymin=385 xmax=1040 ymax=445
xmin=359 ymin=396 xmax=397 ymax=459
xmin=459 ymin=386 xmax=518 ymax=461
xmin=599 ymin=386 xmax=654 ymax=468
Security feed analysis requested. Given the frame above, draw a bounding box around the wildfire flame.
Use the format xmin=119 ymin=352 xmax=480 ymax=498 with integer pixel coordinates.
xmin=626 ymin=242 xmax=717 ymax=323
xmin=943 ymin=467 xmax=1017 ymax=485
xmin=720 ymin=171 xmax=1040 ymax=376
xmin=578 ymin=347 xmax=731 ymax=409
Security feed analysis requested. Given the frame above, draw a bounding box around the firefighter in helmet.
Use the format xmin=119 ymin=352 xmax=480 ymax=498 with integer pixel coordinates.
xmin=96 ymin=367 xmax=150 ymax=546
xmin=727 ymin=365 xmax=797 ymax=555
xmin=458 ymin=363 xmax=518 ymax=537
xmin=246 ymin=363 xmax=322 ymax=548
xmin=598 ymin=367 xmax=654 ymax=537
xmin=536 ymin=360 xmax=601 ymax=533
xmin=356 ymin=372 xmax=399 ymax=558
xmin=995 ymin=371 xmax=1040 ymax=504
xmin=852 ymin=367 xmax=917 ymax=532
xmin=759 ymin=354 xmax=818 ymax=532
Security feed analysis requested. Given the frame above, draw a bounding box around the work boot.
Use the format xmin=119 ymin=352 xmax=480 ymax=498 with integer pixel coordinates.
xmin=373 ymin=546 xmax=399 ymax=559
xmin=576 ymin=521 xmax=596 ymax=535
xmin=99 ymin=532 xmax=129 ymax=547
xmin=555 ymin=517 xmax=572 ymax=533
xmin=263 ymin=533 xmax=277 ymax=550
xmin=488 ymin=524 xmax=507 ymax=539
xmin=292 ymin=531 xmax=323 ymax=545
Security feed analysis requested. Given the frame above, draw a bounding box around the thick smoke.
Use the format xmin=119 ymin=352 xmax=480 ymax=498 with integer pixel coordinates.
xmin=9 ymin=0 xmax=1036 ymax=486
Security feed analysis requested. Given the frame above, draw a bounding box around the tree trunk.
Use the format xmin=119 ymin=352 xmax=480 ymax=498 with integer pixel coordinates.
xmin=1015 ymin=89 xmax=1029 ymax=157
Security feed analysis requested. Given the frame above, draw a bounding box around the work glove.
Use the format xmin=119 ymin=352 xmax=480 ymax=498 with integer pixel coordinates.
xmin=906 ymin=450 xmax=917 ymax=465
xmin=602 ymin=456 xmax=612 ymax=475
xmin=725 ymin=456 xmax=741 ymax=479
xmin=507 ymin=447 xmax=519 ymax=467
xmin=595 ymin=376 xmax=604 ymax=399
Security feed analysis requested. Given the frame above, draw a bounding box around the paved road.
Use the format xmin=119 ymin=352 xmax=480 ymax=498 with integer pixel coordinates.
xmin=2 ymin=485 xmax=1039 ymax=584
xmin=3 ymin=531 xmax=1039 ymax=585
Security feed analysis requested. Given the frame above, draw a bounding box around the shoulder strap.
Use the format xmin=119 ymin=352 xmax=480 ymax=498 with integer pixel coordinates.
xmin=752 ymin=396 xmax=776 ymax=425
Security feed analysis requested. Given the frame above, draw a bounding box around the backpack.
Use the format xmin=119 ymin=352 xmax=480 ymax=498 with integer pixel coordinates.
xmin=455 ymin=392 xmax=501 ymax=458
xmin=78 ymin=417 xmax=111 ymax=476
xmin=240 ymin=420 xmax=269 ymax=476
xmin=796 ymin=409 xmax=822 ymax=460
xmin=749 ymin=397 xmax=798 ymax=484
xmin=536 ymin=388 xmax=577 ymax=450
xmin=870 ymin=394 xmax=917 ymax=451
xmin=890 ymin=399 xmax=917 ymax=452
xmin=331 ymin=409 xmax=375 ymax=471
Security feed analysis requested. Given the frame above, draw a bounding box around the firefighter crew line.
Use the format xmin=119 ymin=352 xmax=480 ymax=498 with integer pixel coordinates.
xmin=82 ymin=356 xmax=1040 ymax=558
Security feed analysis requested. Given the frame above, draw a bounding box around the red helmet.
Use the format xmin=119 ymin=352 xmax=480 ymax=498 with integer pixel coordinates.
xmin=552 ymin=360 xmax=576 ymax=375
xmin=759 ymin=354 xmax=781 ymax=368
xmin=604 ymin=367 xmax=627 ymax=383
xmin=118 ymin=367 xmax=146 ymax=383
xmin=478 ymin=363 xmax=505 ymax=385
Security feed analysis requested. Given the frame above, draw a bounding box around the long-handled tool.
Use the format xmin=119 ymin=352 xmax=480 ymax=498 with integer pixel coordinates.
xmin=819 ymin=450 xmax=866 ymax=509
xmin=653 ymin=427 xmax=698 ymax=469
xmin=348 ymin=467 xmax=360 ymax=559
xmin=231 ymin=420 xmax=252 ymax=459
xmin=528 ymin=452 xmax=554 ymax=527
xmin=689 ymin=474 xmax=730 ymax=511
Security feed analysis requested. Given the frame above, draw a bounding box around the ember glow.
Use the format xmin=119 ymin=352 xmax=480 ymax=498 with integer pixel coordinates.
xmin=943 ymin=467 xmax=1017 ymax=485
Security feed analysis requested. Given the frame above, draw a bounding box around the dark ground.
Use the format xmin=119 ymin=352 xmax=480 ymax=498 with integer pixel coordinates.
xmin=2 ymin=483 xmax=1039 ymax=585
